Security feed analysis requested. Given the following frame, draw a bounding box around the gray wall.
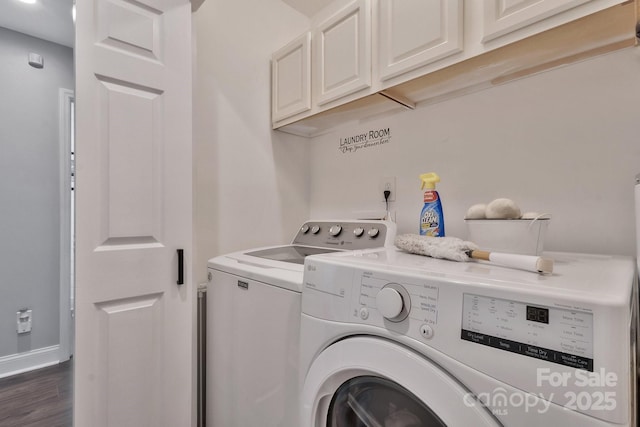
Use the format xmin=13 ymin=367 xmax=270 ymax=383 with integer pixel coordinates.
xmin=0 ymin=27 xmax=73 ymax=358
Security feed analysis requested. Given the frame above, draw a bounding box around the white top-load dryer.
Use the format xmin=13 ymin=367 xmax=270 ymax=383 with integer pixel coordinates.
xmin=206 ymin=220 xmax=396 ymax=427
xmin=300 ymin=248 xmax=637 ymax=427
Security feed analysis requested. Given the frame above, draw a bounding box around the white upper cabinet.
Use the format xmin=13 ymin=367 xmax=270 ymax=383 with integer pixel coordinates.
xmin=378 ymin=0 xmax=463 ymax=82
xmin=272 ymin=32 xmax=312 ymax=122
xmin=272 ymin=0 xmax=634 ymax=135
xmin=314 ymin=0 xmax=372 ymax=106
xmin=482 ymin=0 xmax=623 ymax=42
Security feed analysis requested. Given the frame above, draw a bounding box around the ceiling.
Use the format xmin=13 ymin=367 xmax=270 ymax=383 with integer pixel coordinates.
xmin=0 ymin=0 xmax=74 ymax=48
xmin=0 ymin=0 xmax=330 ymax=48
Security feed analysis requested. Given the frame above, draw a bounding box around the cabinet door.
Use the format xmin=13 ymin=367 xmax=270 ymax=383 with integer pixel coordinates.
xmin=379 ymin=0 xmax=463 ymax=82
xmin=272 ymin=32 xmax=311 ymax=123
xmin=483 ymin=0 xmax=593 ymax=41
xmin=314 ymin=0 xmax=372 ymax=106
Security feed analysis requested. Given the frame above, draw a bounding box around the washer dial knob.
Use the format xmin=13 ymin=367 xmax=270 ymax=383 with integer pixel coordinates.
xmin=310 ymin=225 xmax=321 ymax=234
xmin=329 ymin=225 xmax=342 ymax=236
xmin=375 ymin=284 xmax=411 ymax=322
xmin=353 ymin=227 xmax=364 ymax=237
xmin=376 ymin=288 xmax=403 ymax=319
xmin=368 ymin=228 xmax=380 ymax=238
xmin=300 ymin=224 xmax=310 ymax=234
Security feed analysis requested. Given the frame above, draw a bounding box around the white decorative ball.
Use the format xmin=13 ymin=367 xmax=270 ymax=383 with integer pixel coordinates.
xmin=465 ymin=204 xmax=487 ymax=219
xmin=485 ymin=198 xmax=521 ymax=219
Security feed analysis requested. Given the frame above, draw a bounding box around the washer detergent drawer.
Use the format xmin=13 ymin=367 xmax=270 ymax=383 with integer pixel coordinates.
xmin=206 ymin=269 xmax=301 ymax=427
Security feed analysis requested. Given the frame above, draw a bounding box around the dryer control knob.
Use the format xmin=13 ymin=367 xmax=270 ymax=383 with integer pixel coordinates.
xmin=376 ymin=287 xmax=404 ymax=319
xmin=310 ymin=225 xmax=321 ymax=234
xmin=329 ymin=225 xmax=342 ymax=236
xmin=368 ymin=228 xmax=380 ymax=238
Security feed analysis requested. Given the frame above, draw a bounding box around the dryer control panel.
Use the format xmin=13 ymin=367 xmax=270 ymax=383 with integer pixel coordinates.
xmin=293 ymin=220 xmax=396 ymax=250
xmin=461 ymin=293 xmax=594 ymax=371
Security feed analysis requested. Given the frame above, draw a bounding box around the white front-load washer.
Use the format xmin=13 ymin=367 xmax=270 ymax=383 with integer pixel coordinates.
xmin=206 ymin=220 xmax=396 ymax=427
xmin=300 ymin=248 xmax=637 ymax=427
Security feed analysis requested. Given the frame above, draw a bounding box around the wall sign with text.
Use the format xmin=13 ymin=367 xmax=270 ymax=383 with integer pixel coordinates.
xmin=338 ymin=127 xmax=392 ymax=154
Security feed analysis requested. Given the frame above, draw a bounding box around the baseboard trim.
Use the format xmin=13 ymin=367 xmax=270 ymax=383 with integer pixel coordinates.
xmin=0 ymin=345 xmax=60 ymax=379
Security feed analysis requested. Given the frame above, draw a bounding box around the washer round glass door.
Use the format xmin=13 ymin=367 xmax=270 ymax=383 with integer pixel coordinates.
xmin=327 ymin=376 xmax=446 ymax=426
xmin=301 ymin=337 xmax=499 ymax=427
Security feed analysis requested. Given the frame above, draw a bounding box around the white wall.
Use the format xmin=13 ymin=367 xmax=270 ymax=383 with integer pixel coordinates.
xmin=0 ymin=28 xmax=73 ymax=358
xmin=309 ymin=47 xmax=640 ymax=257
xmin=193 ymin=0 xmax=311 ymax=283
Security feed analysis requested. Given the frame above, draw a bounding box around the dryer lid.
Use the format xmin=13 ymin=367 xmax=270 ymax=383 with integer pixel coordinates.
xmin=245 ymin=245 xmax=340 ymax=265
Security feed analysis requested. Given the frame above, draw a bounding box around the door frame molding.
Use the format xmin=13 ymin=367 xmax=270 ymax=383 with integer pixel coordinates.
xmin=59 ymin=87 xmax=74 ymax=362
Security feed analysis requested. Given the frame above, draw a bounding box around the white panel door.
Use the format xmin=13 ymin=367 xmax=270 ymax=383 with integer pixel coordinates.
xmin=314 ymin=0 xmax=372 ymax=106
xmin=74 ymin=0 xmax=194 ymax=426
xmin=272 ymin=32 xmax=311 ymax=123
xmin=482 ymin=0 xmax=591 ymax=41
xmin=378 ymin=0 xmax=463 ymax=82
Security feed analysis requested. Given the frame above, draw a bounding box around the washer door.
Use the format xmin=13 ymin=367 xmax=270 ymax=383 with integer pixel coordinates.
xmin=301 ymin=337 xmax=499 ymax=427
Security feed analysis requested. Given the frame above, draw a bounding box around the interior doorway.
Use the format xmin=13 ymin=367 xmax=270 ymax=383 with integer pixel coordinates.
xmin=0 ymin=23 xmax=74 ymax=380
xmin=0 ymin=2 xmax=75 ymax=424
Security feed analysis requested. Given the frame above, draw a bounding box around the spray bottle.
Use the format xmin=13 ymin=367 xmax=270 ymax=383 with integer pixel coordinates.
xmin=419 ymin=172 xmax=445 ymax=237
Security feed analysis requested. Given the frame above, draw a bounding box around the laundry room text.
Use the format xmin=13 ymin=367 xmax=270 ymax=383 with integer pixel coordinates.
xmin=338 ymin=128 xmax=392 ymax=154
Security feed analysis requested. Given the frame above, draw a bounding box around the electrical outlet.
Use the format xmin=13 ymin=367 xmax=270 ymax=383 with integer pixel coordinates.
xmin=379 ymin=176 xmax=396 ymax=201
xmin=17 ymin=309 xmax=32 ymax=334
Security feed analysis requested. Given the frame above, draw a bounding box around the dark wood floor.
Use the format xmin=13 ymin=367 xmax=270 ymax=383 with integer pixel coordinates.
xmin=0 ymin=360 xmax=72 ymax=427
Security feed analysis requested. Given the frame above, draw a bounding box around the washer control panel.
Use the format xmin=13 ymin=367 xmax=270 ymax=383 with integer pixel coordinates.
xmin=293 ymin=220 xmax=395 ymax=250
xmin=352 ymin=270 xmax=439 ymax=340
xmin=461 ymin=293 xmax=594 ymax=371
